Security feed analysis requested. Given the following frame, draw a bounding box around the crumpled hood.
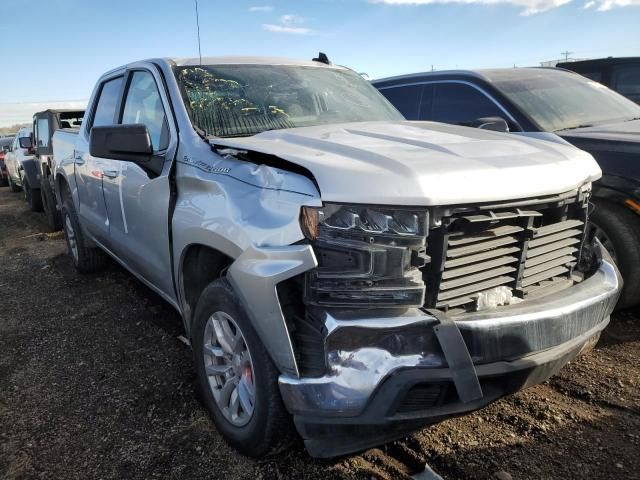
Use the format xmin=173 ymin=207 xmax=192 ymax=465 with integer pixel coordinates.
xmin=214 ymin=121 xmax=601 ymax=206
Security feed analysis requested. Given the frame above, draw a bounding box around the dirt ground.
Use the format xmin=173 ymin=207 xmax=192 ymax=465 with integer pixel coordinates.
xmin=1 ymin=186 xmax=639 ymax=480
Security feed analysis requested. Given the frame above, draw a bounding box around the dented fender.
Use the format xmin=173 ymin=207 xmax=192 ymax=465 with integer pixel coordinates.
xmin=171 ymin=139 xmax=322 ymax=365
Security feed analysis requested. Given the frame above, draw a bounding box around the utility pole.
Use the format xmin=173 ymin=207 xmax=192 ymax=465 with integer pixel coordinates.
xmin=561 ymin=51 xmax=572 ymax=62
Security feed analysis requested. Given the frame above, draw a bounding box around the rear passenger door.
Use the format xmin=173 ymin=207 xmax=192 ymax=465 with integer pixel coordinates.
xmin=75 ymin=75 xmax=124 ymax=242
xmin=100 ymin=68 xmax=177 ymax=299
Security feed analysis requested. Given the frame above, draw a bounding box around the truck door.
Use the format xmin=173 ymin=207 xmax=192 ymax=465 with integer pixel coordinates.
xmin=101 ymin=69 xmax=176 ymax=300
xmin=75 ymin=76 xmax=124 ymax=242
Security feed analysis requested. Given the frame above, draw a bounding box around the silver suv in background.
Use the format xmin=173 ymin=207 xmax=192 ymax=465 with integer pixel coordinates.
xmin=52 ymin=56 xmax=620 ymax=458
xmin=0 ymin=136 xmax=14 ymax=187
xmin=5 ymin=126 xmax=43 ymax=211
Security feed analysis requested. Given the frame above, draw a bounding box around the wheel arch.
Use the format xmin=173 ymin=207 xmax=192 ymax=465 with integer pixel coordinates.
xmin=178 ymin=243 xmax=235 ymax=336
xmin=593 ymin=175 xmax=640 ymax=219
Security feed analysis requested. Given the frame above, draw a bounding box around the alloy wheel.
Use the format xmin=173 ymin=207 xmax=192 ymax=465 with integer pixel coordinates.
xmin=202 ymin=311 xmax=256 ymax=427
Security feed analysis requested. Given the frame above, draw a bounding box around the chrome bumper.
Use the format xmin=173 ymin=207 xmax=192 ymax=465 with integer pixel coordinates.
xmin=279 ymin=249 xmax=621 ymax=419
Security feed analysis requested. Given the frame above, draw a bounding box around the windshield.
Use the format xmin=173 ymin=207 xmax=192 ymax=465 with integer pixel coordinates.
xmin=174 ymin=64 xmax=402 ymax=137
xmin=485 ymin=69 xmax=640 ymax=132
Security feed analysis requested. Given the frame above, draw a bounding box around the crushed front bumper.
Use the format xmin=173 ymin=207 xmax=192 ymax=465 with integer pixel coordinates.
xmin=278 ymin=248 xmax=621 ymax=458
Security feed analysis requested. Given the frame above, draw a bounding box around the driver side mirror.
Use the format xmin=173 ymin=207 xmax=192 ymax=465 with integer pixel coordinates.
xmin=18 ymin=136 xmax=33 ymax=149
xmin=89 ymin=124 xmax=164 ymax=177
xmin=471 ymin=117 xmax=509 ymax=133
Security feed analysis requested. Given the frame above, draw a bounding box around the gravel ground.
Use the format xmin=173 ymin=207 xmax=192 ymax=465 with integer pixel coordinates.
xmin=1 ymin=186 xmax=639 ymax=480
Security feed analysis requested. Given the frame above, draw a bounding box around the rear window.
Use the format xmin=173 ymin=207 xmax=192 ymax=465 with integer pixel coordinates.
xmin=59 ymin=111 xmax=84 ymax=129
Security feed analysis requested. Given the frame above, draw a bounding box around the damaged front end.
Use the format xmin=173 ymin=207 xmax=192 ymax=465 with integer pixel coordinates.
xmin=272 ymin=187 xmax=621 ymax=457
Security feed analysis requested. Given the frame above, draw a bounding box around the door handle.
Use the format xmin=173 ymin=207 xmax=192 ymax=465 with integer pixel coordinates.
xmin=102 ymin=169 xmax=119 ymax=178
xmin=73 ymin=151 xmax=85 ymax=165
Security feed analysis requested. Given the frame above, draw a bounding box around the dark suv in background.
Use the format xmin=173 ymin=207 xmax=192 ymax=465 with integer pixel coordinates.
xmin=557 ymin=57 xmax=640 ymax=104
xmin=374 ymin=67 xmax=640 ymax=309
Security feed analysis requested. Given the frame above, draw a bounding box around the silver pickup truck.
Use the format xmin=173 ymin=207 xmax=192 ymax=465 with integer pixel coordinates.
xmin=52 ymin=56 xmax=621 ymax=458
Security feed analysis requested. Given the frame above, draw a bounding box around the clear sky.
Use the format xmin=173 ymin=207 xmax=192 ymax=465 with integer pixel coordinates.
xmin=0 ymin=0 xmax=638 ymax=126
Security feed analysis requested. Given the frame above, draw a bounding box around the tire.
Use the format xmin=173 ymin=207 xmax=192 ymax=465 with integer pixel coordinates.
xmin=0 ymin=176 xmax=8 ymax=187
xmin=61 ymin=197 xmax=106 ymax=273
xmin=8 ymin=174 xmax=21 ymax=193
xmin=192 ymin=278 xmax=296 ymax=457
xmin=589 ymin=200 xmax=640 ymax=309
xmin=41 ymin=178 xmax=62 ymax=231
xmin=24 ymin=180 xmax=43 ymax=212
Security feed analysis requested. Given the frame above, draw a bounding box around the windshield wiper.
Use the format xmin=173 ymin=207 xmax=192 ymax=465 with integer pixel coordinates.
xmin=554 ymin=124 xmax=594 ymax=132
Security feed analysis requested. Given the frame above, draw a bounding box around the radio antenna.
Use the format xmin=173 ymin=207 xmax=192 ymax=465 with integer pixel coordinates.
xmin=194 ymin=0 xmax=202 ymax=65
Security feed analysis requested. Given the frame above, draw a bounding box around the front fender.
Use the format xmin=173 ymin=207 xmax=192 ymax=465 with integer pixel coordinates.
xmin=227 ymin=244 xmax=317 ymax=377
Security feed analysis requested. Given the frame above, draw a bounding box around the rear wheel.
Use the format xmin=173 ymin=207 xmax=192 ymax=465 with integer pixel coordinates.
xmin=61 ymin=197 xmax=106 ymax=273
xmin=192 ymin=278 xmax=296 ymax=457
xmin=588 ymin=200 xmax=640 ymax=309
xmin=41 ymin=178 xmax=62 ymax=231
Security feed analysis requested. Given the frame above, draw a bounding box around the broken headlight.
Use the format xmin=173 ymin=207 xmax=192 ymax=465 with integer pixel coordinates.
xmin=301 ymin=204 xmax=429 ymax=308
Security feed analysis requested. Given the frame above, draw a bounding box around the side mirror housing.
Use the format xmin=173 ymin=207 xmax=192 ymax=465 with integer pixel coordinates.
xmin=90 ymin=124 xmax=164 ymax=177
xmin=19 ymin=136 xmax=33 ymax=149
xmin=471 ymin=117 xmax=509 ymax=133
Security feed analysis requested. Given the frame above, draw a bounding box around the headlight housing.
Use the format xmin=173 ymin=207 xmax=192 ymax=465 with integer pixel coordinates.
xmin=300 ymin=204 xmax=429 ymax=308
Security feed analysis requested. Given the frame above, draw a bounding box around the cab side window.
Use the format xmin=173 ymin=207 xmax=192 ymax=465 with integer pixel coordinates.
xmin=92 ymin=77 xmax=124 ymax=128
xmin=379 ymin=85 xmax=423 ymax=120
xmin=431 ymin=83 xmax=504 ymax=126
xmin=121 ymin=71 xmax=169 ymax=151
xmin=612 ymin=65 xmax=640 ymax=102
xmin=580 ymin=71 xmax=602 ymax=83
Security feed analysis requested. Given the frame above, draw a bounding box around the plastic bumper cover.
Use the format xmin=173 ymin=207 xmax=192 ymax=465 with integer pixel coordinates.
xmin=278 ymin=250 xmax=621 ymax=457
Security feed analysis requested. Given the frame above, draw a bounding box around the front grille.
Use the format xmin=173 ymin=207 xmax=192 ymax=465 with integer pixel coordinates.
xmin=425 ymin=192 xmax=589 ymax=312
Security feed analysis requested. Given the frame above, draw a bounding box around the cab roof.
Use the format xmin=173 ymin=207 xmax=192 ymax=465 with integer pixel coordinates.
xmin=372 ymin=67 xmax=582 ymax=85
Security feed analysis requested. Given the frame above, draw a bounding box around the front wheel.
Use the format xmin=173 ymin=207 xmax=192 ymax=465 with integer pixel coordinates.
xmin=24 ymin=180 xmax=43 ymax=212
xmin=588 ymin=200 xmax=640 ymax=309
xmin=192 ymin=278 xmax=296 ymax=457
